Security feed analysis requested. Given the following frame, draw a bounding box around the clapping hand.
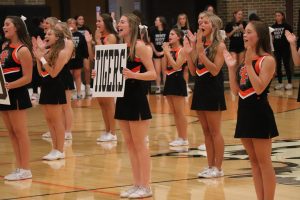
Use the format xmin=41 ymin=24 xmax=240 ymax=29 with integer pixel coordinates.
xmin=223 ymin=49 xmax=237 ymax=70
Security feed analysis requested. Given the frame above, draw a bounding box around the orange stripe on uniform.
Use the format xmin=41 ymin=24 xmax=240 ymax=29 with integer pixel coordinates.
xmin=131 ymin=65 xmax=141 ymax=73
xmin=12 ymin=45 xmax=22 ymax=65
xmin=196 ymin=67 xmax=209 ymax=76
xmin=3 ymin=67 xmax=20 ymax=73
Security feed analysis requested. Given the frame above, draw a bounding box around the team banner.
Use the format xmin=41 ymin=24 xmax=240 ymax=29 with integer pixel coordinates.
xmin=92 ymin=44 xmax=127 ymax=97
xmin=0 ymin=66 xmax=10 ymax=105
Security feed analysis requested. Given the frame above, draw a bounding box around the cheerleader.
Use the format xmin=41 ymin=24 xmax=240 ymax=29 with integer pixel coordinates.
xmin=174 ymin=13 xmax=192 ymax=93
xmin=224 ymin=21 xmax=279 ymax=200
xmin=0 ymin=16 xmax=33 ymax=181
xmin=116 ymin=13 xmax=156 ymax=198
xmin=162 ymin=28 xmax=188 ymax=146
xmin=184 ymin=12 xmax=226 ymax=178
xmin=90 ymin=13 xmax=118 ymax=142
xmin=34 ymin=27 xmax=69 ymax=161
xmin=55 ymin=22 xmax=75 ymax=140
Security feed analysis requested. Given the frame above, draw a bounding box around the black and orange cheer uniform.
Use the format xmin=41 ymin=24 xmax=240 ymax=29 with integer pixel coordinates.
xmin=39 ymin=59 xmax=66 ymax=105
xmin=0 ymin=44 xmax=32 ymax=110
xmin=191 ymin=42 xmax=226 ymax=111
xmin=115 ymin=51 xmax=151 ymax=121
xmin=235 ymin=56 xmax=279 ymax=138
xmin=163 ymin=48 xmax=187 ymax=96
xmin=61 ymin=60 xmax=75 ymax=90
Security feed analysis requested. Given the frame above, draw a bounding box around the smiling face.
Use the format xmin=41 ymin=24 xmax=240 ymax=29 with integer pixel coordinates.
xmin=3 ymin=18 xmax=17 ymax=40
xmin=44 ymin=29 xmax=59 ymax=47
xmin=96 ymin=16 xmax=105 ymax=32
xmin=243 ymin=23 xmax=258 ymax=49
xmin=198 ymin=13 xmax=205 ymax=29
xmin=200 ymin=16 xmax=213 ymax=37
xmin=117 ymin=16 xmax=130 ymax=38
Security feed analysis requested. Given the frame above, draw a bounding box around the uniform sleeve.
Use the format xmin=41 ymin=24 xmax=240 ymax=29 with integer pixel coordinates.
xmin=225 ymin=22 xmax=233 ymax=33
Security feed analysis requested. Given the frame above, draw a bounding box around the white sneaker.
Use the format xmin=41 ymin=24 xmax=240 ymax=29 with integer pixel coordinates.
xmin=201 ymin=167 xmax=224 ymax=178
xmin=285 ymin=83 xmax=293 ymax=90
xmin=31 ymin=93 xmax=39 ymax=100
xmin=4 ymin=169 xmax=32 ymax=181
xmin=169 ymin=138 xmax=189 ymax=146
xmin=65 ymin=132 xmax=72 ymax=140
xmin=198 ymin=144 xmax=206 ymax=151
xmin=274 ymin=83 xmax=284 ymax=90
xmin=97 ymin=132 xmax=117 ymax=142
xmin=72 ymin=93 xmax=83 ymax=100
xmin=128 ymin=186 xmax=152 ymax=198
xmin=43 ymin=150 xmax=65 ymax=161
xmin=120 ymin=185 xmax=139 ymax=198
xmin=198 ymin=167 xmax=212 ymax=178
xmin=42 ymin=131 xmax=51 ymax=138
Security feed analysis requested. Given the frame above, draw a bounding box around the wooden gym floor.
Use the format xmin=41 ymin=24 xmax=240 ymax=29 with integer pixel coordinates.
xmin=0 ymin=81 xmax=300 ymax=200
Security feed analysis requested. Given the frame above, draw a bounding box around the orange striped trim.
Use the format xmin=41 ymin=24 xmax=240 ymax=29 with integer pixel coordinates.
xmin=3 ymin=67 xmax=20 ymax=74
xmin=134 ymin=57 xmax=141 ymax=63
xmin=166 ymin=68 xmax=182 ymax=75
xmin=131 ymin=65 xmax=141 ymax=73
xmin=239 ymin=87 xmax=255 ymax=99
xmin=196 ymin=67 xmax=209 ymax=76
xmin=11 ymin=44 xmax=23 ymax=65
xmin=41 ymin=70 xmax=49 ymax=77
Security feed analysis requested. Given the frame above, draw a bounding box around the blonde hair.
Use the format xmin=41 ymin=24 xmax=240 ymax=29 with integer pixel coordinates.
xmin=176 ymin=13 xmax=190 ymax=30
xmin=122 ymin=13 xmax=141 ymax=60
xmin=201 ymin=12 xmax=223 ymax=61
xmin=46 ymin=27 xmax=65 ymax=67
xmin=56 ymin=22 xmax=72 ymax=40
xmin=45 ymin=17 xmax=59 ymax=29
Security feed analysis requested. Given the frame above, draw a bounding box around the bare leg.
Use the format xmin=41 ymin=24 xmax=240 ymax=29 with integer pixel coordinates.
xmin=129 ymin=120 xmax=151 ymax=187
xmin=118 ymin=120 xmax=141 ymax=185
xmin=205 ymin=111 xmax=224 ymax=170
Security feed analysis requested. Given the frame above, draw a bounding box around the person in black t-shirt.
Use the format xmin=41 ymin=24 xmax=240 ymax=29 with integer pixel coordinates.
xmin=225 ymin=9 xmax=247 ymax=68
xmin=149 ymin=16 xmax=169 ymax=94
xmin=272 ymin=11 xmax=293 ymax=90
xmin=67 ymin=18 xmax=89 ymax=99
xmin=75 ymin=15 xmax=92 ymax=97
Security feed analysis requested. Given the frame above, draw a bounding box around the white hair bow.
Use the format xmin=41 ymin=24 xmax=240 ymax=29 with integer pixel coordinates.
xmin=139 ymin=25 xmax=148 ymax=30
xmin=20 ymin=15 xmax=27 ymax=21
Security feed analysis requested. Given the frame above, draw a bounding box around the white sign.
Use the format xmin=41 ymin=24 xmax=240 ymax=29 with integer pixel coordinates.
xmin=92 ymin=44 xmax=127 ymax=97
xmin=0 ymin=66 xmax=10 ymax=105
